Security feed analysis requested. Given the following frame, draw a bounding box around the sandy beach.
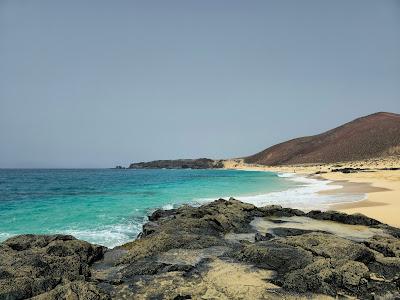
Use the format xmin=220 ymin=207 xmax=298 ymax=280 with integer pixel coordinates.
xmin=322 ymin=171 xmax=400 ymax=228
xmin=223 ymin=156 xmax=400 ymax=228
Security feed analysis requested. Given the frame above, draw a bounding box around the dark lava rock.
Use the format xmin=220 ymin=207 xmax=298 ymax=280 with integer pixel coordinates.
xmin=1 ymin=199 xmax=400 ymax=299
xmin=173 ymin=295 xmax=192 ymax=300
xmin=306 ymin=210 xmax=381 ymax=226
xmin=364 ymin=235 xmax=400 ymax=257
xmin=280 ymin=232 xmax=375 ymax=263
xmin=233 ymin=241 xmax=314 ymax=274
xmin=118 ymin=199 xmax=260 ymax=263
xmin=32 ymin=281 xmax=110 ymax=300
xmin=254 ymin=232 xmax=274 ymax=241
xmin=259 ymin=205 xmax=306 ymax=217
xmin=271 ymin=227 xmax=329 ymax=237
xmin=314 ymin=171 xmax=327 ymax=174
xmin=282 ymin=258 xmax=371 ymax=296
xmin=148 ymin=208 xmax=178 ymax=222
xmin=0 ymin=234 xmax=107 ymax=300
xmin=368 ymin=255 xmax=400 ymax=281
xmin=128 ymin=158 xmax=223 ymax=169
xmin=331 ymin=167 xmax=369 ymax=173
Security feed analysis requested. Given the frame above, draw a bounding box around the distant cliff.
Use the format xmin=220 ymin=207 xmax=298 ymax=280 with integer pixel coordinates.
xmin=128 ymin=158 xmax=224 ymax=169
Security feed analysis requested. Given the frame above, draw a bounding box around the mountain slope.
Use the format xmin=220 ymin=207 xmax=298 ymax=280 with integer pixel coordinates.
xmin=244 ymin=112 xmax=400 ymax=165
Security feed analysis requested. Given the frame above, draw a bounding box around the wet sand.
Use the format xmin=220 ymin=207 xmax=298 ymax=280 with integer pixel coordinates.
xmin=223 ymin=157 xmax=400 ymax=228
xmin=251 ymin=215 xmax=389 ymax=242
xmin=320 ymin=170 xmax=400 ymax=228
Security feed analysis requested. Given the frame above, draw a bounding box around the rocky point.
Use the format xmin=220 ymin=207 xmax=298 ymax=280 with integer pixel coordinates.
xmin=1 ymin=198 xmax=399 ymax=299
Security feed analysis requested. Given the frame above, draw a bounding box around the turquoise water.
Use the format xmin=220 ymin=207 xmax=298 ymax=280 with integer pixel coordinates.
xmin=0 ymin=169 xmax=296 ymax=247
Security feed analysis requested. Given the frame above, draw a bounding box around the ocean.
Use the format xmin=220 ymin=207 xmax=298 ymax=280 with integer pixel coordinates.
xmin=0 ymin=169 xmax=364 ymax=247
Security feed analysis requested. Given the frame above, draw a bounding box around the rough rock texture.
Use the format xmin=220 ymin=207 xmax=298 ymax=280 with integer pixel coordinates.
xmin=32 ymin=282 xmax=110 ymax=300
xmin=128 ymin=158 xmax=224 ymax=169
xmin=1 ymin=199 xmax=399 ymax=299
xmin=0 ymin=234 xmax=107 ymax=300
xmin=306 ymin=210 xmax=382 ymax=226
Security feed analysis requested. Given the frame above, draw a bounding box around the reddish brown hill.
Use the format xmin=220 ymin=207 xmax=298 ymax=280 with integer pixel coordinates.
xmin=244 ymin=112 xmax=400 ymax=165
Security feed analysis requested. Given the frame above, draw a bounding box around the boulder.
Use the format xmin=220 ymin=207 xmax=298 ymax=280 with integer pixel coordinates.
xmin=0 ymin=235 xmax=106 ymax=300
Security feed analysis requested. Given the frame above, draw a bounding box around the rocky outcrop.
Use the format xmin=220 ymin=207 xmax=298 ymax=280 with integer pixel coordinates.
xmin=128 ymin=158 xmax=224 ymax=169
xmin=0 ymin=234 xmax=107 ymax=300
xmin=1 ymin=199 xmax=399 ymax=299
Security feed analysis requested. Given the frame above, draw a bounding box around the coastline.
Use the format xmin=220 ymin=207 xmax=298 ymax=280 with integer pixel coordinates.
xmin=2 ymin=160 xmax=400 ymax=299
xmin=234 ymin=171 xmax=358 ymax=211
xmin=321 ymin=171 xmax=400 ymax=228
xmin=3 ymin=198 xmax=399 ymax=299
xmin=223 ymin=157 xmax=400 ymax=228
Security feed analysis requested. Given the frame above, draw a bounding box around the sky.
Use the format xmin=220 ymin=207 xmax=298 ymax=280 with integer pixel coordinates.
xmin=0 ymin=1 xmax=399 ymax=168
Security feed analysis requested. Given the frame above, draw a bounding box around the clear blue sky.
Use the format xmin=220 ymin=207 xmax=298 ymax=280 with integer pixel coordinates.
xmin=1 ymin=0 xmax=399 ymax=168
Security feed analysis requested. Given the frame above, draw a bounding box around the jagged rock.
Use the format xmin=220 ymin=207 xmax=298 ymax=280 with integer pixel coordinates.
xmin=0 ymin=235 xmax=106 ymax=300
xmin=139 ymin=221 xmax=160 ymax=237
xmin=306 ymin=210 xmax=381 ymax=226
xmin=331 ymin=167 xmax=368 ymax=173
xmin=368 ymin=255 xmax=400 ymax=281
xmin=364 ymin=235 xmax=400 ymax=257
xmin=280 ymin=232 xmax=375 ymax=263
xmin=254 ymin=232 xmax=274 ymax=241
xmin=119 ymin=232 xmax=226 ymax=264
xmin=1 ymin=199 xmax=400 ymax=299
xmin=258 ymin=205 xmax=306 ymax=217
xmin=233 ymin=241 xmax=314 ymax=274
xmin=148 ymin=208 xmax=178 ymax=222
xmin=282 ymin=258 xmax=370 ymax=296
xmin=271 ymin=227 xmax=328 ymax=237
xmin=32 ymin=281 xmax=110 ymax=300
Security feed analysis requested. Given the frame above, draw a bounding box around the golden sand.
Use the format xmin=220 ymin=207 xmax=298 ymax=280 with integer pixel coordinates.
xmin=223 ymin=156 xmax=400 ymax=228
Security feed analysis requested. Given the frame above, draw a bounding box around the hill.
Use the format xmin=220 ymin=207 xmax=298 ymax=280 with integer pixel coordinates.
xmin=245 ymin=112 xmax=400 ymax=165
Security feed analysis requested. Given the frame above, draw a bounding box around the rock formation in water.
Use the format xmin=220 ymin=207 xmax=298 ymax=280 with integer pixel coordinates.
xmin=128 ymin=158 xmax=224 ymax=169
xmin=1 ymin=199 xmax=399 ymax=299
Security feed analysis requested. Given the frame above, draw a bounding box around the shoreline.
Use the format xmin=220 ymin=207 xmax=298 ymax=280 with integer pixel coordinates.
xmin=223 ymin=157 xmax=400 ymax=228
xmin=320 ymin=170 xmax=400 ymax=228
xmin=2 ymin=198 xmax=399 ymax=299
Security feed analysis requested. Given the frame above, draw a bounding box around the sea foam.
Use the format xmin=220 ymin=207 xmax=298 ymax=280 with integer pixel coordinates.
xmin=238 ymin=173 xmax=365 ymax=210
xmin=0 ymin=169 xmax=366 ymax=248
xmin=64 ymin=221 xmax=143 ymax=248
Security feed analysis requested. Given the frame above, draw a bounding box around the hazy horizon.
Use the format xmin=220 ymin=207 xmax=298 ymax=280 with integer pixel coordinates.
xmin=1 ymin=1 xmax=399 ymax=168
